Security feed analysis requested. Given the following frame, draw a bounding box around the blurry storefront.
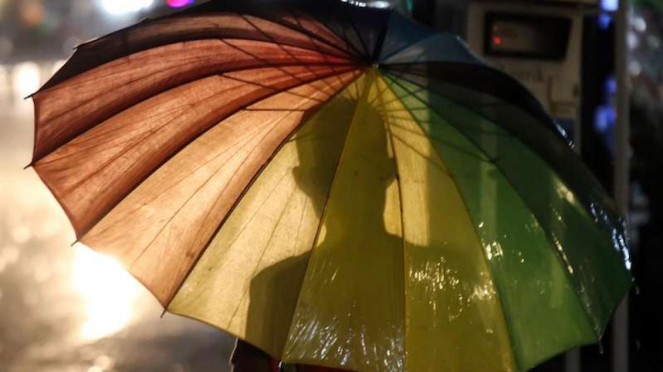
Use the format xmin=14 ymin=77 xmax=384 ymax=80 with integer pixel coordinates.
xmin=409 ymin=0 xmax=662 ymax=371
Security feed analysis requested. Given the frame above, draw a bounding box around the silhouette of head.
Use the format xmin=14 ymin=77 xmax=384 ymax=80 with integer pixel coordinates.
xmin=291 ymin=80 xmax=396 ymax=232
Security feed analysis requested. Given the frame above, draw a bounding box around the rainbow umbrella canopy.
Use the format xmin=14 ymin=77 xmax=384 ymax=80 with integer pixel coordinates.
xmin=30 ymin=0 xmax=632 ymax=371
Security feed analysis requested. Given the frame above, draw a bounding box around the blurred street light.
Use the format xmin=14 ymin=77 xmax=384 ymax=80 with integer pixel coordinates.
xmin=12 ymin=61 xmax=40 ymax=99
xmin=370 ymin=1 xmax=392 ymax=8
xmin=99 ymin=0 xmax=154 ymax=15
xmin=603 ymin=0 xmax=619 ymax=11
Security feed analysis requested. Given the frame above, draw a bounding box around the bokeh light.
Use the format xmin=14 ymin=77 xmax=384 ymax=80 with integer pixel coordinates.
xmin=369 ymin=1 xmax=392 ymax=8
xmin=99 ymin=0 xmax=154 ymax=15
xmin=167 ymin=0 xmax=195 ymax=8
xmin=12 ymin=61 xmax=40 ymax=99
xmin=18 ymin=0 xmax=46 ymax=27
xmin=71 ymin=245 xmax=141 ymax=341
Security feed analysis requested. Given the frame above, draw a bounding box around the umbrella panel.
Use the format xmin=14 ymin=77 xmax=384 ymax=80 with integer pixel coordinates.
xmin=381 ymin=75 xmax=599 ymax=370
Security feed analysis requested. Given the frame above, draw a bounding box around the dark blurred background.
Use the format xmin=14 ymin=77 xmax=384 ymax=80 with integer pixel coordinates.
xmin=0 ymin=0 xmax=661 ymax=372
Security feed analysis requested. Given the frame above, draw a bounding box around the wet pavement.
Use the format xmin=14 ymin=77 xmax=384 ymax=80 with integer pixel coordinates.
xmin=0 ymin=62 xmax=235 ymax=372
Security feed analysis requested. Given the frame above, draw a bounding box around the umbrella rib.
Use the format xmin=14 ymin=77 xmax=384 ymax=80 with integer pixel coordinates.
xmin=378 ymin=74 xmax=520 ymax=370
xmin=386 ymin=131 xmax=463 ymax=177
xmin=287 ymin=12 xmax=352 ymax=90
xmin=37 ymin=60 xmax=350 ymax=125
xmin=374 ymin=76 xmax=408 ymax=371
xmin=339 ymin=21 xmax=368 ymax=60
xmin=41 ymin=0 xmax=386 ymax=93
xmin=227 ymin=8 xmax=362 ymax=61
xmin=55 ymin=82 xmax=280 ymax=198
xmin=381 ymin=69 xmax=568 ymax=161
xmin=370 ymin=11 xmax=391 ymax=63
xmin=226 ymin=176 xmax=301 ymax=328
xmin=40 ymin=22 xmax=357 ymax=93
xmin=383 ymin=74 xmax=603 ymax=337
xmin=36 ymin=64 xmax=355 ymax=166
xmin=115 ymin=78 xmax=361 ymax=237
xmin=85 ymin=117 xmax=272 ymax=241
xmin=128 ymin=110 xmax=300 ymax=271
xmin=34 ymin=57 xmax=217 ymax=149
xmin=126 ymin=80 xmax=335 ymax=269
xmin=33 ymin=62 xmax=356 ymax=165
xmin=222 ymin=74 xmax=328 ymax=103
xmin=291 ymin=197 xmax=309 ymax=262
xmin=383 ymin=63 xmax=567 ymax=141
xmin=38 ymin=105 xmax=188 ymax=167
xmin=381 ymin=45 xmax=428 ymax=65
xmin=85 ymin=70 xmax=354 ymax=243
xmin=43 ymin=52 xmax=238 ymax=87
xmin=281 ymin=72 xmax=372 ymax=354
xmin=232 ymin=16 xmax=356 ymax=61
xmin=383 ymin=64 xmax=486 ymax=94
xmin=67 ymin=68 xmax=358 ymax=239
xmin=298 ymin=8 xmax=365 ymax=60
xmin=384 ymin=70 xmax=622 ymax=237
xmin=302 ymin=9 xmax=367 ymax=60
xmin=239 ymin=15 xmax=339 ymax=95
xmin=393 ymin=67 xmax=626 ymax=244
xmin=386 ymin=121 xmax=494 ymax=165
xmin=345 ymin=12 xmax=371 ymax=59
xmin=219 ymin=38 xmax=339 ymax=99
xmin=164 ymin=71 xmax=365 ymax=308
xmin=242 ymin=10 xmax=363 ymax=62
xmin=386 ymin=73 xmax=631 ymax=358
xmin=378 ymin=32 xmax=438 ymax=63
xmin=40 ymin=35 xmax=354 ymax=102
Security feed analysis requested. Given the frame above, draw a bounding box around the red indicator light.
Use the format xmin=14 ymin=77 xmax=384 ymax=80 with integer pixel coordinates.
xmin=493 ymin=36 xmax=503 ymax=46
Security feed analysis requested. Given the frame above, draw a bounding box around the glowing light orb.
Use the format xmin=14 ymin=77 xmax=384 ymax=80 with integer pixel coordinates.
xmin=369 ymin=1 xmax=391 ymax=8
xmin=72 ymin=245 xmax=141 ymax=341
xmin=167 ymin=0 xmax=195 ymax=8
xmin=13 ymin=62 xmax=41 ymax=99
xmin=100 ymin=0 xmax=154 ymax=15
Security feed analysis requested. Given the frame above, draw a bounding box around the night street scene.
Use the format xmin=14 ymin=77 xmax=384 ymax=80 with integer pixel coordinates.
xmin=0 ymin=1 xmax=661 ymax=372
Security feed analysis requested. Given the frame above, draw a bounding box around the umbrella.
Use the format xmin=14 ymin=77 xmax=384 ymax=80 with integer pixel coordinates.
xmin=29 ymin=1 xmax=632 ymax=371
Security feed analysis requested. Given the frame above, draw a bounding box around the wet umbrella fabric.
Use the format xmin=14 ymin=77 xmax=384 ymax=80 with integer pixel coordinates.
xmin=30 ymin=1 xmax=632 ymax=371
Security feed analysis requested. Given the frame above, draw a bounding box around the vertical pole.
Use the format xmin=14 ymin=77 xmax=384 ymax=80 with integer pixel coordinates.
xmin=613 ymin=0 xmax=630 ymax=371
xmin=565 ymin=14 xmax=584 ymax=372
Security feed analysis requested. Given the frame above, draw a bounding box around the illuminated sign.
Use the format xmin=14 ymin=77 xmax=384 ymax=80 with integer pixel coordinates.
xmin=484 ymin=12 xmax=572 ymax=60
